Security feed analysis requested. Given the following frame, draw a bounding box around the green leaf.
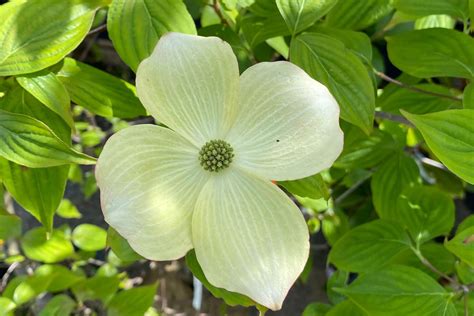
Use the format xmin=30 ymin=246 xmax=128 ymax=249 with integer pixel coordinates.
xmin=328 ymin=219 xmax=411 ymax=272
xmin=337 ymin=266 xmax=457 ymax=316
xmin=414 ymin=14 xmax=456 ymax=30
xmin=325 ymin=0 xmax=393 ymax=30
xmin=107 ymin=0 xmax=196 ymax=71
xmin=309 ymin=25 xmax=372 ymax=62
xmin=402 ymin=109 xmax=474 ymax=184
xmin=39 ymin=295 xmax=76 ymax=316
xmin=445 ymin=226 xmax=474 ymax=268
xmin=322 ymin=210 xmax=350 ymax=246
xmin=326 ymin=300 xmax=366 ymax=316
xmin=13 ymin=275 xmax=51 ymax=305
xmin=279 ymin=173 xmax=329 ymax=200
xmin=35 ymin=264 xmax=84 ymax=292
xmin=371 ymin=152 xmax=420 ymax=219
xmin=393 ymin=0 xmax=469 ymax=19
xmin=57 ymin=58 xmax=145 ymax=118
xmin=107 ymin=284 xmax=158 ymax=316
xmin=107 ymin=227 xmax=142 ymax=263
xmin=72 ymin=275 xmax=120 ymax=304
xmin=0 ymin=0 xmax=105 ymax=76
xmin=0 ymin=110 xmax=96 ymax=168
xmin=302 ymin=302 xmax=332 ymax=316
xmin=455 ymin=261 xmax=474 ymax=284
xmin=56 ymin=199 xmax=82 ymax=219
xmin=0 ymin=158 xmax=69 ymax=231
xmin=0 ymin=82 xmax=71 ymax=142
xmin=16 ymin=72 xmax=74 ymax=128
xmin=185 ymin=250 xmax=255 ymax=307
xmin=0 ymin=298 xmax=16 ymax=316
xmin=241 ymin=14 xmax=290 ymax=48
xmin=21 ymin=227 xmax=74 ymax=263
xmin=397 ymin=186 xmax=455 ymax=243
xmin=335 ymin=126 xmax=398 ymax=169
xmin=464 ymin=82 xmax=474 ymax=109
xmin=327 ymin=270 xmax=349 ymax=304
xmin=0 ymin=213 xmax=21 ymax=240
xmin=72 ymin=224 xmax=107 ymax=252
xmin=378 ymin=84 xmax=460 ymax=115
xmin=276 ymin=0 xmax=337 ymax=35
xmin=387 ymin=29 xmax=474 ymax=79
xmin=457 ymin=215 xmax=474 ymax=234
xmin=291 ymin=33 xmax=375 ymax=133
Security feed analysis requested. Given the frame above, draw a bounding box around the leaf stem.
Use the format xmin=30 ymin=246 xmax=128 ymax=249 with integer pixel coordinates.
xmin=211 ymin=0 xmax=228 ymax=26
xmin=374 ymin=111 xmax=414 ymax=127
xmin=373 ymin=69 xmax=462 ymax=102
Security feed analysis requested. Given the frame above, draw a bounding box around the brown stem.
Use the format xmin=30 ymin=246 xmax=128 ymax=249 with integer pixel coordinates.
xmin=87 ymin=24 xmax=107 ymax=36
xmin=212 ymin=0 xmax=227 ymax=25
xmin=375 ymin=111 xmax=414 ymax=127
xmin=374 ymin=70 xmax=462 ymax=102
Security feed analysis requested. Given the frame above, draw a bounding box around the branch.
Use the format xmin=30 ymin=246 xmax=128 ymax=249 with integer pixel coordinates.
xmin=375 ymin=111 xmax=414 ymax=127
xmin=373 ymin=70 xmax=462 ymax=102
xmin=87 ymin=24 xmax=107 ymax=36
xmin=211 ymin=0 xmax=227 ymax=25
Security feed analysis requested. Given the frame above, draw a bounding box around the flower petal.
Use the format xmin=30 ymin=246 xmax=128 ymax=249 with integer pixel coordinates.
xmin=227 ymin=61 xmax=343 ymax=181
xmin=96 ymin=125 xmax=209 ymax=260
xmin=192 ymin=168 xmax=310 ymax=310
xmin=136 ymin=33 xmax=240 ymax=147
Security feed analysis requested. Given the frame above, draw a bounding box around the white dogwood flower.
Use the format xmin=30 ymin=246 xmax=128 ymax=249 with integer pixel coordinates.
xmin=96 ymin=33 xmax=343 ymax=310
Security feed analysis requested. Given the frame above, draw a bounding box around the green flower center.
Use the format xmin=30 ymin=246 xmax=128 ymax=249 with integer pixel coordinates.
xmin=199 ymin=139 xmax=234 ymax=172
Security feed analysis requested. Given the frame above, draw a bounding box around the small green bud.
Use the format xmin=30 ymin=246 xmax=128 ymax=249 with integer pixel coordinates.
xmin=199 ymin=139 xmax=234 ymax=172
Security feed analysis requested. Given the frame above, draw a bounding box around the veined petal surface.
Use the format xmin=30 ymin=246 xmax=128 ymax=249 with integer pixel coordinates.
xmin=136 ymin=33 xmax=240 ymax=147
xmin=96 ymin=125 xmax=208 ymax=260
xmin=227 ymin=61 xmax=343 ymax=181
xmin=192 ymin=168 xmax=309 ymax=310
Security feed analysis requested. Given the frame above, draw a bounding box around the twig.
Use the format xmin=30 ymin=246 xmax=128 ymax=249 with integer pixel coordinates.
xmin=0 ymin=262 xmax=20 ymax=292
xmin=335 ymin=173 xmax=372 ymax=205
xmin=373 ymin=70 xmax=462 ymax=102
xmin=211 ymin=0 xmax=227 ymax=25
xmin=87 ymin=24 xmax=107 ymax=36
xmin=375 ymin=111 xmax=414 ymax=127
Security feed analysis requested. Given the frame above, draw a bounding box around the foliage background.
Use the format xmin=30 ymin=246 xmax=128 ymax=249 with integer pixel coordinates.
xmin=0 ymin=0 xmax=473 ymax=315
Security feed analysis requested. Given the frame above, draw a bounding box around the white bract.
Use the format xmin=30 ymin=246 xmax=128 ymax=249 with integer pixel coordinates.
xmin=96 ymin=33 xmax=343 ymax=310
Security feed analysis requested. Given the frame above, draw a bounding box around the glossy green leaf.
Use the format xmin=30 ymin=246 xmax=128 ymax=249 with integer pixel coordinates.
xmin=397 ymin=186 xmax=455 ymax=243
xmin=107 ymin=227 xmax=142 ymax=263
xmin=35 ymin=264 xmax=84 ymax=292
xmin=279 ymin=174 xmax=329 ymax=200
xmin=291 ymin=33 xmax=375 ymax=133
xmin=21 ymin=227 xmax=74 ymax=263
xmin=241 ymin=14 xmax=290 ymax=48
xmin=72 ymin=224 xmax=107 ymax=252
xmin=378 ymin=84 xmax=459 ymax=115
xmin=0 ymin=82 xmax=70 ymax=142
xmin=393 ymin=0 xmax=469 ymax=19
xmin=371 ymin=152 xmax=420 ymax=219
xmin=13 ymin=275 xmax=51 ymax=305
xmin=0 ymin=0 xmax=104 ymax=75
xmin=302 ymin=303 xmax=332 ymax=316
xmin=326 ymin=300 xmax=366 ymax=316
xmin=0 ymin=213 xmax=21 ymax=240
xmin=107 ymin=0 xmax=196 ymax=71
xmin=329 ymin=219 xmax=411 ymax=272
xmin=185 ymin=250 xmax=255 ymax=307
xmin=72 ymin=275 xmax=120 ymax=304
xmin=16 ymin=72 xmax=73 ymax=128
xmin=0 ymin=158 xmax=69 ymax=231
xmin=464 ymin=82 xmax=474 ymax=109
xmin=445 ymin=226 xmax=474 ymax=268
xmin=387 ymin=29 xmax=474 ymax=79
xmin=309 ymin=26 xmax=372 ymax=62
xmin=56 ymin=199 xmax=82 ymax=219
xmin=107 ymin=284 xmax=157 ymax=316
xmin=39 ymin=295 xmax=76 ymax=316
xmin=325 ymin=0 xmax=393 ymax=30
xmin=57 ymin=58 xmax=146 ymax=118
xmin=337 ymin=265 xmax=457 ymax=316
xmin=335 ymin=127 xmax=398 ymax=169
xmin=0 ymin=110 xmax=95 ymax=167
xmin=276 ymin=0 xmax=337 ymax=35
xmin=0 ymin=297 xmax=16 ymax=316
xmin=403 ymin=109 xmax=474 ymax=184
xmin=455 ymin=261 xmax=474 ymax=284
xmin=414 ymin=14 xmax=456 ymax=30
xmin=457 ymin=215 xmax=474 ymax=233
